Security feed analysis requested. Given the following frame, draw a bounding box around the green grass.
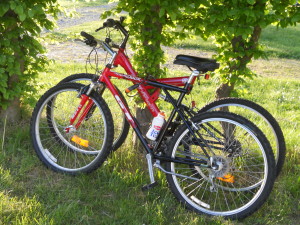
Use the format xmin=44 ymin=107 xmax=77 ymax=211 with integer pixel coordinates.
xmin=260 ymin=25 xmax=300 ymax=59
xmin=1 ymin=63 xmax=300 ymax=224
xmin=58 ymin=0 xmax=109 ymax=9
xmin=43 ymin=20 xmax=125 ymax=45
xmin=173 ymin=24 xmax=300 ymax=60
xmin=0 ymin=117 xmax=224 ymax=224
xmin=1 ymin=1 xmax=300 ymax=224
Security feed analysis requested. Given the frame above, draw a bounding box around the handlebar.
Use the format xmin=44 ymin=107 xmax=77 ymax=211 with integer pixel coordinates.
xmin=95 ymin=17 xmax=127 ymax=32
xmin=80 ymin=31 xmax=97 ymax=47
xmin=95 ymin=19 xmax=115 ymax=31
xmin=80 ymin=31 xmax=95 ymax=41
xmin=95 ymin=17 xmax=129 ymax=47
xmin=80 ymin=31 xmax=115 ymax=57
xmin=80 ymin=17 xmax=129 ymax=54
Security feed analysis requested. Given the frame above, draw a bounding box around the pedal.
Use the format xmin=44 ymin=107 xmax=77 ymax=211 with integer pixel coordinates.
xmin=141 ymin=181 xmax=158 ymax=191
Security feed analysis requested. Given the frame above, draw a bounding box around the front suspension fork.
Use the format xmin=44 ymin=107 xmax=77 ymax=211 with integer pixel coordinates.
xmin=65 ymin=81 xmax=105 ymax=133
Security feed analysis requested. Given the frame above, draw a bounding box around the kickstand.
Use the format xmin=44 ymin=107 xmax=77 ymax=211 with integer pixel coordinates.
xmin=142 ymin=154 xmax=158 ymax=191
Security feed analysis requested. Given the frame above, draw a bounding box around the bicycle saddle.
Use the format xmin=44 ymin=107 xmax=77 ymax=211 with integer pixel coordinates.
xmin=174 ymin=55 xmax=219 ymax=72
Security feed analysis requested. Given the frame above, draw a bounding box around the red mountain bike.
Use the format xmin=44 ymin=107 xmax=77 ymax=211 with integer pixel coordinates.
xmin=30 ymin=18 xmax=276 ymax=219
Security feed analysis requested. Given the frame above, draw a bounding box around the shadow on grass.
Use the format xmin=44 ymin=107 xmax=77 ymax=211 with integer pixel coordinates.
xmin=0 ymin=123 xmax=219 ymax=224
xmin=0 ymin=118 xmax=299 ymax=224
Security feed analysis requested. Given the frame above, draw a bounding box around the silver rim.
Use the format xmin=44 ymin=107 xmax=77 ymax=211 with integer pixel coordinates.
xmin=34 ymin=88 xmax=108 ymax=172
xmin=207 ymin=103 xmax=279 ymax=164
xmin=170 ymin=117 xmax=268 ymax=216
xmin=67 ymin=77 xmax=126 ymax=148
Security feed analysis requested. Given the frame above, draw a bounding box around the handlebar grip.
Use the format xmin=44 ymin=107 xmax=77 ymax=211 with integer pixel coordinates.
xmin=80 ymin=31 xmax=95 ymax=41
xmin=95 ymin=27 xmax=104 ymax=32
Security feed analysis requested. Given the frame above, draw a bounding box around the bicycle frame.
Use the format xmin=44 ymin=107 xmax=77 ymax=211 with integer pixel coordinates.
xmin=31 ymin=19 xmax=277 ymax=218
xmin=69 ymin=46 xmax=209 ymax=168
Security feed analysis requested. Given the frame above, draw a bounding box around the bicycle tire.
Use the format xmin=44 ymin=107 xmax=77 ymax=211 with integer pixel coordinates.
xmin=198 ymin=97 xmax=285 ymax=177
xmin=31 ymin=82 xmax=114 ymax=174
xmin=165 ymin=111 xmax=276 ymax=219
xmin=58 ymin=73 xmax=130 ymax=151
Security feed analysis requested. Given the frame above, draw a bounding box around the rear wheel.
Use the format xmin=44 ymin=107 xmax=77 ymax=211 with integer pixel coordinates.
xmin=30 ymin=82 xmax=114 ymax=174
xmin=198 ymin=97 xmax=285 ymax=177
xmin=166 ymin=112 xmax=276 ymax=219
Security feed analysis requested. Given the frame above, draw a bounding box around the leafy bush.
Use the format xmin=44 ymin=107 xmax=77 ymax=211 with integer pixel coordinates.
xmin=0 ymin=0 xmax=61 ymax=113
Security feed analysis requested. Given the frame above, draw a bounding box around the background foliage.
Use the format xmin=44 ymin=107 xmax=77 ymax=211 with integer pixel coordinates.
xmin=103 ymin=0 xmax=191 ymax=78
xmin=181 ymin=0 xmax=300 ymax=97
xmin=0 ymin=0 xmax=299 ymax=224
xmin=108 ymin=0 xmax=300 ymax=97
xmin=0 ymin=0 xmax=61 ymax=113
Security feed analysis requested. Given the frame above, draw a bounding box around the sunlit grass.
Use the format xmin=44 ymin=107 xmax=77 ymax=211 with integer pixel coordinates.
xmin=1 ymin=1 xmax=300 ymax=224
xmin=58 ymin=0 xmax=109 ymax=8
xmin=173 ymin=24 xmax=300 ymax=60
xmin=0 ymin=61 xmax=297 ymax=224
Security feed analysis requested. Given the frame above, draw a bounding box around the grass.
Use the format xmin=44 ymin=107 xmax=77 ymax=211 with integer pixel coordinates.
xmin=1 ymin=1 xmax=300 ymax=224
xmin=1 ymin=64 xmax=299 ymax=224
xmin=174 ymin=24 xmax=300 ymax=60
xmin=48 ymin=2 xmax=300 ymax=61
xmin=45 ymin=20 xmax=300 ymax=61
xmin=260 ymin=25 xmax=300 ymax=59
xmin=58 ymin=0 xmax=109 ymax=8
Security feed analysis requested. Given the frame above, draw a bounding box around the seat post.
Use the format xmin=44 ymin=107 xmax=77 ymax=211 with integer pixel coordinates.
xmin=186 ymin=70 xmax=200 ymax=84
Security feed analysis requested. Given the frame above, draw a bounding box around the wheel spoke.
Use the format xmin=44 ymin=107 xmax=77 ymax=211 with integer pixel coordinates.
xmin=166 ymin=112 xmax=275 ymax=219
xmin=31 ymin=83 xmax=114 ymax=174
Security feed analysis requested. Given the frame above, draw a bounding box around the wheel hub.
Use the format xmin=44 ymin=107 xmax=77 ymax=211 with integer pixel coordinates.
xmin=210 ymin=155 xmax=230 ymax=177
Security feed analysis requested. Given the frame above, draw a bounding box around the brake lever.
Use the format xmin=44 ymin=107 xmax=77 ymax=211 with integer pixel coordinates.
xmin=74 ymin=38 xmax=84 ymax=43
xmin=75 ymin=38 xmax=95 ymax=47
xmin=83 ymin=39 xmax=97 ymax=47
xmin=120 ymin=16 xmax=125 ymax=24
xmin=95 ymin=26 xmax=105 ymax=32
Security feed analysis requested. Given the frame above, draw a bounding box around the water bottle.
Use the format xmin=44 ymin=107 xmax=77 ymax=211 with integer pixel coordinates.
xmin=146 ymin=112 xmax=165 ymax=141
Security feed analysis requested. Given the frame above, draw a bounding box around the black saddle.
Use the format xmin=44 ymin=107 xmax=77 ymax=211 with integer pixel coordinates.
xmin=173 ymin=55 xmax=219 ymax=72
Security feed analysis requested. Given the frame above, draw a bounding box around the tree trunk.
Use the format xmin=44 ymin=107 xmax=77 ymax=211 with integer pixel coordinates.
xmin=0 ymin=67 xmax=22 ymax=123
xmin=215 ymin=26 xmax=262 ymax=99
xmin=215 ymin=82 xmax=235 ymax=99
xmin=0 ymin=10 xmax=23 ymax=123
xmin=0 ymin=97 xmax=21 ymax=123
xmin=133 ymin=5 xmax=162 ymax=152
xmin=0 ymin=58 xmax=24 ymax=123
xmin=133 ymin=107 xmax=153 ymax=152
xmin=215 ymin=26 xmax=262 ymax=141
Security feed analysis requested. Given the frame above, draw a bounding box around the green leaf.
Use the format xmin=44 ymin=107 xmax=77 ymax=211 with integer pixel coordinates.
xmin=247 ymin=0 xmax=255 ymax=5
xmin=10 ymin=1 xmax=16 ymax=10
xmin=291 ymin=13 xmax=300 ymax=23
xmin=0 ymin=3 xmax=9 ymax=17
xmin=159 ymin=8 xmax=165 ymax=18
xmin=28 ymin=9 xmax=35 ymax=18
xmin=168 ymin=11 xmax=177 ymax=21
xmin=19 ymin=13 xmax=26 ymax=21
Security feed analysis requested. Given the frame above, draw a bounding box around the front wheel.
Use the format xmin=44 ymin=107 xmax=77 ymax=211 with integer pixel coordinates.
xmin=30 ymin=82 xmax=114 ymax=174
xmin=165 ymin=112 xmax=276 ymax=219
xmin=58 ymin=73 xmax=130 ymax=151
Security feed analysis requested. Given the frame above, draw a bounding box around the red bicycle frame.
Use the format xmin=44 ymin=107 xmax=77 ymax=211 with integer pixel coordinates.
xmin=66 ymin=20 xmax=211 ymax=174
xmin=97 ymin=48 xmax=197 ymax=129
xmin=65 ymin=46 xmax=198 ymax=155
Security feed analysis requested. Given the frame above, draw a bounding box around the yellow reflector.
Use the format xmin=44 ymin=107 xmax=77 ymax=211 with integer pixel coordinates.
xmin=71 ymin=135 xmax=89 ymax=148
xmin=216 ymin=174 xmax=235 ymax=183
